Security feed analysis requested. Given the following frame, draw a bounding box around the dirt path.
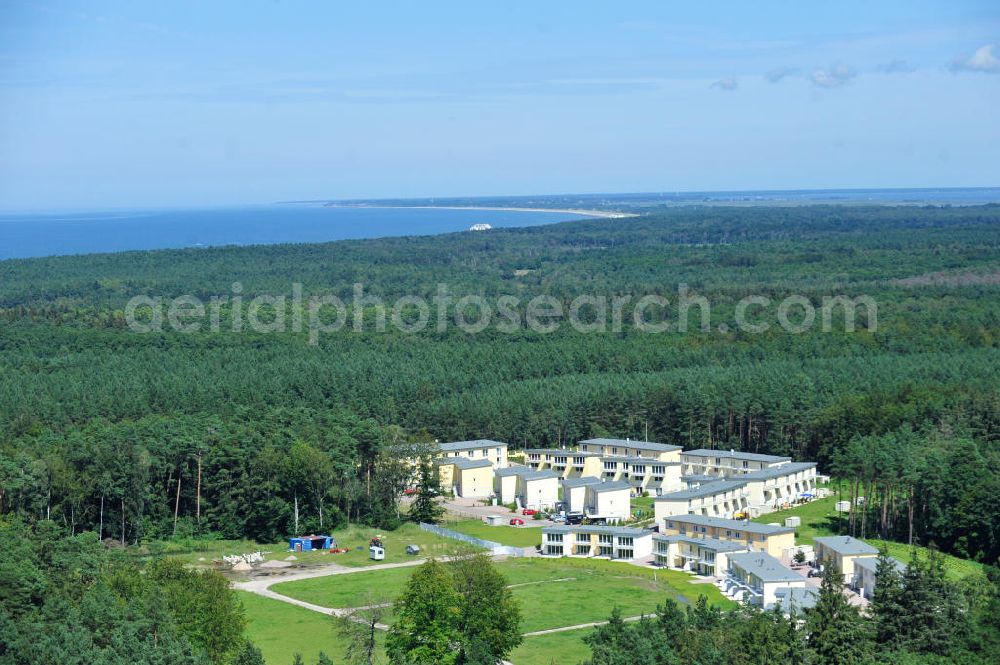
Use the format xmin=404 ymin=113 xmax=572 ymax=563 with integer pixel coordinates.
xmin=522 ymin=614 xmax=647 ymax=637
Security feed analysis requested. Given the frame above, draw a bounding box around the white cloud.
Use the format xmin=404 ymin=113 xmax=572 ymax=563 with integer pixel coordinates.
xmin=810 ymin=64 xmax=856 ymax=88
xmin=711 ymin=77 xmax=738 ymax=91
xmin=878 ymin=59 xmax=915 ymax=74
xmin=765 ymin=67 xmax=796 ymax=83
xmin=950 ymin=44 xmax=1000 ymax=74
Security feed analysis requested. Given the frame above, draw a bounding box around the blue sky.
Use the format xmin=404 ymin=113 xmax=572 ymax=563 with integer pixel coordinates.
xmin=1 ymin=1 xmax=998 ymax=211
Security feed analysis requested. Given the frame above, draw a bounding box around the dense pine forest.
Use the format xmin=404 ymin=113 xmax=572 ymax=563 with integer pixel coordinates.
xmin=1 ymin=205 xmax=998 ymax=563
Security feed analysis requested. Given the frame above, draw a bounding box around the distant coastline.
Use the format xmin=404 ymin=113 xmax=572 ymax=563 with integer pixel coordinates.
xmin=322 ymin=203 xmax=638 ymax=219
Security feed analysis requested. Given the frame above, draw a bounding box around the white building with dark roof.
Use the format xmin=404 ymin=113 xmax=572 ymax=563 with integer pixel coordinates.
xmin=814 ymin=536 xmax=880 ymax=583
xmin=561 ymin=476 xmax=603 ymax=513
xmin=584 ymin=480 xmax=633 ymax=523
xmin=653 ymin=533 xmax=750 ymax=576
xmin=680 ymin=449 xmax=792 ymax=477
xmin=541 ymin=525 xmax=653 ymax=561
xmin=438 ymin=439 xmax=509 ymax=469
xmin=493 ymin=466 xmax=559 ymax=509
xmin=851 ymin=555 xmax=906 ymax=599
xmin=653 ymin=479 xmax=750 ymax=521
xmin=723 ymin=551 xmax=810 ymax=610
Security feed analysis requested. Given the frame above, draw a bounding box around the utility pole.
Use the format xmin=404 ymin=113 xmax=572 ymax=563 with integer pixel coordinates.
xmin=196 ymin=452 xmax=202 ymax=524
xmin=173 ymin=472 xmax=182 ymax=537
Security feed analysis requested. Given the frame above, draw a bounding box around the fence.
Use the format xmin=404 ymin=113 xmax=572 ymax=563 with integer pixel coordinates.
xmin=419 ymin=522 xmax=527 ymax=557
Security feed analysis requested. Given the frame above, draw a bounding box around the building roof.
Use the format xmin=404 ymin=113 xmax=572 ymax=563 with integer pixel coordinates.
xmin=814 ymin=536 xmax=880 ymax=556
xmin=660 ymin=514 xmax=795 ymax=536
xmin=601 ymin=455 xmax=680 ymax=466
xmin=729 ymin=552 xmax=805 ymax=583
xmin=520 ymin=469 xmax=561 ymax=482
xmin=579 ymin=438 xmax=683 ymax=453
xmin=853 ymin=556 xmax=906 ymax=575
xmin=589 ymin=480 xmax=633 ymax=493
xmin=653 ymin=533 xmax=750 ymax=552
xmin=741 ymin=462 xmax=817 ymax=480
xmin=495 ymin=465 xmax=530 ymax=477
xmin=774 ymin=587 xmax=819 ymax=612
xmin=681 ymin=474 xmax=718 ymax=484
xmin=438 ymin=439 xmax=507 ymax=452
xmin=682 ymin=449 xmax=792 ymax=463
xmin=562 ymin=476 xmax=604 ymax=488
xmin=654 ymin=479 xmax=747 ymax=500
xmin=543 ymin=525 xmax=651 ymax=538
xmin=524 ymin=447 xmax=594 ymax=456
xmin=435 ymin=457 xmax=493 ymax=470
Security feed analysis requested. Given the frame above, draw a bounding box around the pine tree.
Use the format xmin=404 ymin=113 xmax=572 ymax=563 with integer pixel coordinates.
xmin=870 ymin=547 xmax=905 ymax=649
xmin=805 ymin=558 xmax=871 ymax=665
xmin=233 ymin=642 xmax=266 ymax=665
xmin=408 ymin=459 xmax=444 ymax=525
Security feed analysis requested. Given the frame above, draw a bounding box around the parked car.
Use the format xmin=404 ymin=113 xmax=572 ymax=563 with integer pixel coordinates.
xmin=521 ymin=508 xmax=538 ymax=516
xmin=509 ymin=518 xmax=525 ymax=526
xmin=565 ymin=512 xmax=584 ymax=525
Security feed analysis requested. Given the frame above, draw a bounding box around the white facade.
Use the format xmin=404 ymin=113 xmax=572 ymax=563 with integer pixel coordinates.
xmin=541 ymin=525 xmax=653 ymax=561
xmin=562 ymin=477 xmax=602 ymax=513
xmin=520 ymin=474 xmax=559 ymax=510
xmin=585 ymin=481 xmax=633 ymax=522
xmin=851 ymin=555 xmax=906 ymax=599
xmin=723 ymin=551 xmax=810 ymax=610
xmin=439 ymin=439 xmax=509 ymax=470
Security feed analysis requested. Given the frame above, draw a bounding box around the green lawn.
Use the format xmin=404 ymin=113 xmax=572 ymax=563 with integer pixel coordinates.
xmin=253 ymin=556 xmax=733 ymax=664
xmin=513 ymin=628 xmax=593 ymax=665
xmin=273 ymin=565 xmax=419 ymax=608
xmin=152 ymin=522 xmax=471 ymax=569
xmin=443 ymin=518 xmax=544 ymax=548
xmin=238 ymin=591 xmax=359 ymax=665
xmin=751 ymin=491 xmax=983 ymax=580
xmin=630 ymin=495 xmax=655 ymax=519
xmin=275 ymin=555 xmax=734 ymax=631
xmin=751 ymin=494 xmax=843 ymax=543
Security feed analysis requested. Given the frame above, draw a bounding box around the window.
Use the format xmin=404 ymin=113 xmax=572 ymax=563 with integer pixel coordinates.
xmin=547 ymin=533 xmax=563 ymax=543
xmin=667 ymin=521 xmax=675 ymax=528
xmin=546 ymin=545 xmax=563 ymax=555
xmin=599 ymin=534 xmax=613 ymax=544
xmin=617 ymin=537 xmax=634 ymax=547
xmin=618 ymin=549 xmax=633 ymax=559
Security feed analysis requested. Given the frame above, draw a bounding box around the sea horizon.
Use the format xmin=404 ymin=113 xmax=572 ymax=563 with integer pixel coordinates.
xmin=3 ymin=186 xmax=999 ymax=261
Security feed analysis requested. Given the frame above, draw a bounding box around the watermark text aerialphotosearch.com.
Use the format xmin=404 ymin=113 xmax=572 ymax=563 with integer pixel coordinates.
xmin=125 ymin=283 xmax=877 ymax=345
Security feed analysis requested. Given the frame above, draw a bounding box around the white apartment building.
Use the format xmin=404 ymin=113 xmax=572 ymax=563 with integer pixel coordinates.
xmin=541 ymin=525 xmax=653 ymax=561
xmin=680 ymin=449 xmax=791 ymax=477
xmin=438 ymin=440 xmax=509 ymax=469
xmin=561 ymin=476 xmax=603 ymax=513
xmin=524 ymin=448 xmax=603 ymax=478
xmin=578 ymin=438 xmax=684 ymax=461
xmin=852 ymin=555 xmax=906 ymax=599
xmin=814 ymin=536 xmax=880 ymax=583
xmin=723 ymin=551 xmax=814 ymax=610
xmin=494 ymin=466 xmax=559 ymax=509
xmin=584 ymin=480 xmax=633 ymax=522
xmin=654 ymin=479 xmax=750 ymax=521
xmin=653 ymin=533 xmax=750 ymax=576
xmin=658 ymin=514 xmax=795 ymax=559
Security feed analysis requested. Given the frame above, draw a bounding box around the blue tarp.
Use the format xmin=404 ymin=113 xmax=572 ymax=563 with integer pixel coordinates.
xmin=289 ymin=535 xmax=335 ymax=551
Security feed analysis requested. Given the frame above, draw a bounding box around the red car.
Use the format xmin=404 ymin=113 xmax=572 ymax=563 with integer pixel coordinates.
xmin=509 ymin=518 xmax=525 ymax=526
xmin=521 ymin=508 xmax=537 ymax=516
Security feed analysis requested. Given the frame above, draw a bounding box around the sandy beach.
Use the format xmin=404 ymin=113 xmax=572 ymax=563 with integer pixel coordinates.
xmin=323 ymin=204 xmax=638 ymax=219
